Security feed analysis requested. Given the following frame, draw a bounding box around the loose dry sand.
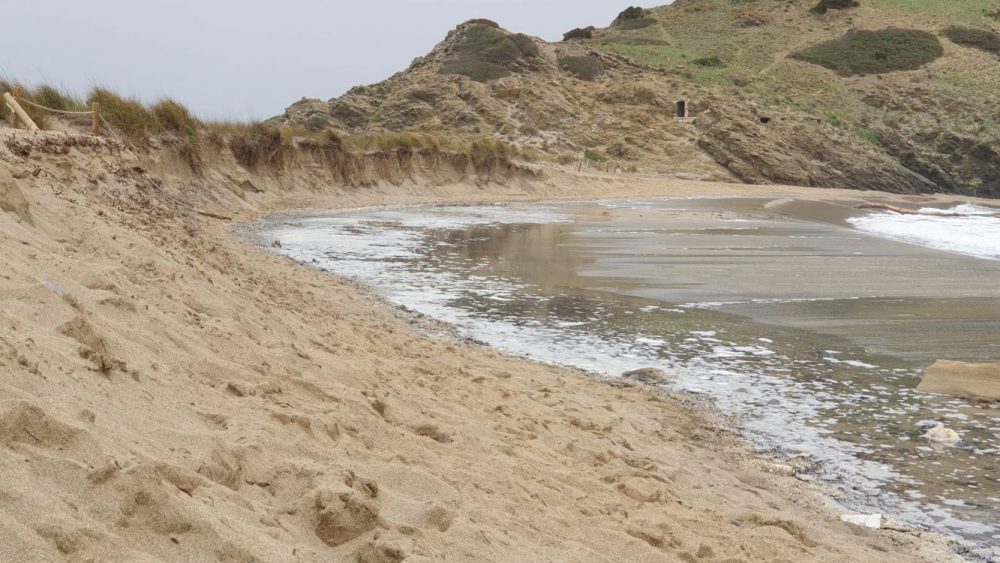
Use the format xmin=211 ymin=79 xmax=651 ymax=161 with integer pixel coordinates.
xmin=0 ymin=132 xmax=968 ymax=561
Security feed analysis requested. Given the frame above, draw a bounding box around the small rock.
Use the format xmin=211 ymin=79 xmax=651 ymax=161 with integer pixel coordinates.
xmin=621 ymin=368 xmax=668 ymax=384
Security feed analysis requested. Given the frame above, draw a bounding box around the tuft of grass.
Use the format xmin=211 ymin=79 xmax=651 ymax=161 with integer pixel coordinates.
xmin=229 ymin=123 xmax=286 ymax=168
xmin=857 ymin=127 xmax=883 ymax=145
xmin=559 ymin=56 xmax=605 ymax=81
xmin=792 ymin=28 xmax=943 ymax=75
xmin=31 ymin=85 xmax=85 ymax=112
xmin=151 ymin=99 xmax=199 ymax=136
xmin=583 ymin=148 xmax=606 ymax=162
xmin=943 ymin=26 xmax=1000 ymax=55
xmin=811 ymin=0 xmax=860 ymax=15
xmin=88 ymin=88 xmax=157 ymax=143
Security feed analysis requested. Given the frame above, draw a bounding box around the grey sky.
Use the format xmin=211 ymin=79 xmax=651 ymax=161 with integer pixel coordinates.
xmin=3 ymin=1 xmax=659 ymax=120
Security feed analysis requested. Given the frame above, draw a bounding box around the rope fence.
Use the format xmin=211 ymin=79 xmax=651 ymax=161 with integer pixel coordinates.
xmin=2 ymin=86 xmax=231 ymax=220
xmin=3 ymin=86 xmax=102 ymax=135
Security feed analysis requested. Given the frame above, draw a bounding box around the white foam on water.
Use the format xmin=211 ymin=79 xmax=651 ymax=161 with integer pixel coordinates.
xmin=849 ymin=204 xmax=1000 ymax=260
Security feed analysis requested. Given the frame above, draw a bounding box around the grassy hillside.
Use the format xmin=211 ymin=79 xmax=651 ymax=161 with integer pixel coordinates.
xmin=275 ymin=0 xmax=1000 ymax=196
xmin=575 ymin=0 xmax=1000 ymax=194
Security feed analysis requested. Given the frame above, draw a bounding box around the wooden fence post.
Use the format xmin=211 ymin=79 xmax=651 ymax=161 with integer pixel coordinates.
xmin=92 ymin=102 xmax=101 ymax=136
xmin=12 ymin=85 xmax=21 ymax=128
xmin=3 ymin=92 xmax=39 ymax=132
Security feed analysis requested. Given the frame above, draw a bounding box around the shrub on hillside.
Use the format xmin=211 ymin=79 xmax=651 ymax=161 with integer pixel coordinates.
xmin=612 ymin=6 xmax=646 ymax=26
xmin=811 ymin=0 xmax=859 ymax=15
xmin=440 ymin=23 xmax=539 ymax=82
xmin=559 ymin=56 xmax=605 ymax=81
xmin=792 ymin=29 xmax=943 ymax=75
xmin=692 ymin=56 xmax=725 ymax=67
xmin=563 ymin=26 xmax=595 ymax=41
xmin=987 ymin=7 xmax=1000 ymax=21
xmin=511 ymin=33 xmax=539 ymax=58
xmin=943 ymin=26 xmax=1000 ymax=56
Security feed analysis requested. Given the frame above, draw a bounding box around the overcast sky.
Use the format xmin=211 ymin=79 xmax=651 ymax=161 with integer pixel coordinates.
xmin=2 ymin=1 xmax=659 ymax=120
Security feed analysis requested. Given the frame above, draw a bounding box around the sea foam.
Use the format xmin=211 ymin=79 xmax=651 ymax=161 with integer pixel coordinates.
xmin=848 ymin=204 xmax=1000 ymax=260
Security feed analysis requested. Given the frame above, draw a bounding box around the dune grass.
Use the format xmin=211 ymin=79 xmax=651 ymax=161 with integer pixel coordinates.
xmin=0 ymin=77 xmax=529 ymax=174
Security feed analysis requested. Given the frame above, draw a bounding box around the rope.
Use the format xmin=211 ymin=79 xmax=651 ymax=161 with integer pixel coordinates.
xmin=9 ymin=93 xmax=232 ymax=221
xmin=98 ymin=114 xmax=232 ymax=221
xmin=17 ymin=96 xmax=94 ymax=116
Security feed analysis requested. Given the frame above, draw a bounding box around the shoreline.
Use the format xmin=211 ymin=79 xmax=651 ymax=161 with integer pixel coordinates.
xmin=249 ymin=190 xmax=984 ymax=552
xmin=0 ymin=138 xmax=973 ymax=561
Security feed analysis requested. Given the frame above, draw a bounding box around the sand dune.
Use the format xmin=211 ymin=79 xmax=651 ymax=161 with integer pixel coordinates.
xmin=0 ymin=132 xmax=963 ymax=561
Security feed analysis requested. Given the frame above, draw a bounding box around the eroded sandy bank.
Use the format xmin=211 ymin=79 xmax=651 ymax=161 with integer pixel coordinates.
xmin=0 ymin=132 xmax=965 ymax=561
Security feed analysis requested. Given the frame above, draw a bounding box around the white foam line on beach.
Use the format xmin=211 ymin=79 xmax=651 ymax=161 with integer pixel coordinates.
xmin=849 ymin=204 xmax=1000 ymax=260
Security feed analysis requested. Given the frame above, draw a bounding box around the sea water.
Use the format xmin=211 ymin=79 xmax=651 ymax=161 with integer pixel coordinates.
xmin=260 ymin=198 xmax=1000 ymax=557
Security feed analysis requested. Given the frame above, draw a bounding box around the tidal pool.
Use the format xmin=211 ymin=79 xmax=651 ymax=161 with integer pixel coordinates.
xmin=259 ymin=197 xmax=1000 ymax=556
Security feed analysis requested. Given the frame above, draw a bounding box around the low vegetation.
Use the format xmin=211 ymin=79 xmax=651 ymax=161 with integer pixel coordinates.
xmin=1 ymin=78 xmax=528 ymax=176
xmin=151 ymin=99 xmax=200 ymax=135
xmin=612 ymin=6 xmax=647 ymax=26
xmin=559 ymin=56 xmax=605 ymax=81
xmin=563 ymin=26 xmax=595 ymax=41
xmin=583 ymin=148 xmax=606 ymax=162
xmin=617 ymin=18 xmax=658 ymax=31
xmin=943 ymin=26 xmax=1000 ymax=55
xmin=792 ymin=28 xmax=943 ymax=75
xmin=811 ymin=0 xmax=860 ymax=15
xmin=439 ymin=21 xmax=539 ymax=82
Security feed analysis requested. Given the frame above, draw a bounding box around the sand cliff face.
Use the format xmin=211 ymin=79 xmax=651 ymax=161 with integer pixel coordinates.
xmin=0 ymin=132 xmax=959 ymax=561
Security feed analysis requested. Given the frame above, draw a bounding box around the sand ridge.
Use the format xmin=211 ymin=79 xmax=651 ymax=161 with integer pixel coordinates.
xmin=0 ymin=132 xmax=964 ymax=561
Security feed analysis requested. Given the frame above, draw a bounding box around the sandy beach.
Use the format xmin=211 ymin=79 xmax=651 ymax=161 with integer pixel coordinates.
xmin=0 ymin=133 xmax=974 ymax=561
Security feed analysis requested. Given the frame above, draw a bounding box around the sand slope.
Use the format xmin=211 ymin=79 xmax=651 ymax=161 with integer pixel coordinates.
xmin=0 ymin=133 xmax=960 ymax=561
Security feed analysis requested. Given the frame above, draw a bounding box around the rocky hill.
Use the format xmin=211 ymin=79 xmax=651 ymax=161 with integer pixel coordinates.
xmin=278 ymin=0 xmax=1000 ymax=197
